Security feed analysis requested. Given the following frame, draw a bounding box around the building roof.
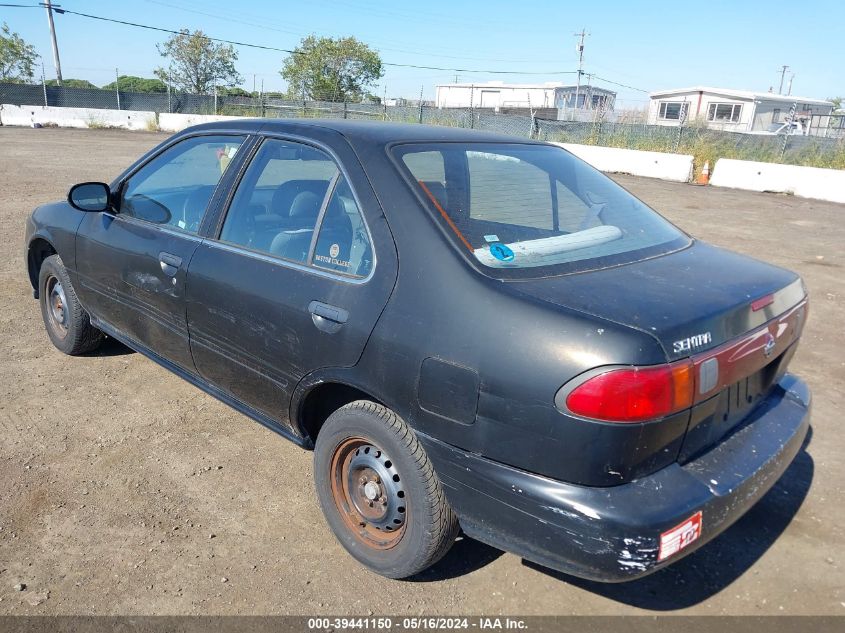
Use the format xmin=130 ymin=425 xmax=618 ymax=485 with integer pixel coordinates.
xmin=648 ymin=86 xmax=832 ymax=107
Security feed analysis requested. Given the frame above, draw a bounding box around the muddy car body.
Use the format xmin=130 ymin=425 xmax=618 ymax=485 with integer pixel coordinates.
xmin=25 ymin=119 xmax=811 ymax=580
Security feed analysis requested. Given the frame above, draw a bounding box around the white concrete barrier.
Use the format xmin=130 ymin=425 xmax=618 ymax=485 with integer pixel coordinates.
xmin=0 ymin=104 xmax=155 ymax=130
xmin=710 ymin=159 xmax=845 ymax=204
xmin=555 ymin=142 xmax=694 ymax=183
xmin=158 ymin=112 xmax=243 ymax=132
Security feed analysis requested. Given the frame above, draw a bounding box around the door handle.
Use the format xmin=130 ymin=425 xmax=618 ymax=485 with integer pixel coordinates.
xmin=308 ymin=300 xmax=348 ymax=333
xmin=159 ymin=251 xmax=182 ymax=277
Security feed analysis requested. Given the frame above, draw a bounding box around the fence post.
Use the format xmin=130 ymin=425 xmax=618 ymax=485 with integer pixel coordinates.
xmin=213 ymin=85 xmax=218 ymax=115
xmin=527 ymin=92 xmax=534 ymax=139
xmin=343 ymin=101 xmax=348 ymax=119
xmin=469 ymin=84 xmax=475 ymax=129
xmin=781 ymin=102 xmax=797 ymax=159
xmin=114 ymin=68 xmax=121 ymax=110
xmin=41 ymin=62 xmax=48 ymax=107
xmin=674 ymin=100 xmax=687 ymax=152
xmin=596 ymin=100 xmax=607 ymax=144
xmin=260 ymin=78 xmax=265 ymax=118
xmin=418 ymin=85 xmax=424 ymax=124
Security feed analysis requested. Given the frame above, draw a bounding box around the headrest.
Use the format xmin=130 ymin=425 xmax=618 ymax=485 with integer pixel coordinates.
xmin=289 ymin=191 xmax=321 ymax=219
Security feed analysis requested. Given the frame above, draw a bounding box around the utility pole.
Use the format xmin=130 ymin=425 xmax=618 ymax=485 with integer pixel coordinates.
xmin=778 ymin=65 xmax=789 ymax=95
xmin=787 ymin=73 xmax=795 ymax=96
xmin=573 ymin=29 xmax=588 ymax=119
xmin=44 ymin=0 xmax=63 ymax=86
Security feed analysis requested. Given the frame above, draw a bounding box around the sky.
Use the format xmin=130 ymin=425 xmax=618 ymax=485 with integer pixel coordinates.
xmin=2 ymin=0 xmax=844 ymax=108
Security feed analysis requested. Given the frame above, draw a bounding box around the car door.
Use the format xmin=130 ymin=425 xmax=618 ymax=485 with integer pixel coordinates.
xmin=185 ymin=135 xmax=398 ymax=431
xmin=75 ymin=134 xmax=247 ymax=371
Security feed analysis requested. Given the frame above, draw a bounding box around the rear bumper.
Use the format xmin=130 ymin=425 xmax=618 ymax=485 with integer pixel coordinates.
xmin=420 ymin=373 xmax=811 ymax=582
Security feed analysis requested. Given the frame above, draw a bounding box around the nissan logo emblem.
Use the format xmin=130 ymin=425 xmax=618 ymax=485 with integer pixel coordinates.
xmin=763 ymin=332 xmax=776 ymax=358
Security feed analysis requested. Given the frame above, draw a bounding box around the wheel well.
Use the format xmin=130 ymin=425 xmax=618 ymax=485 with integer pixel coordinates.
xmin=27 ymin=238 xmax=57 ymax=297
xmin=299 ymin=382 xmax=383 ymax=446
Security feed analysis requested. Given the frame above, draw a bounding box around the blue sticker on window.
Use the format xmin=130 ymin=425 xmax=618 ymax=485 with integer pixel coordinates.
xmin=489 ymin=242 xmax=515 ymax=262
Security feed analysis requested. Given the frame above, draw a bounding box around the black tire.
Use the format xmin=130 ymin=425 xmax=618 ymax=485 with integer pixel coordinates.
xmin=314 ymin=400 xmax=459 ymax=579
xmin=38 ymin=254 xmax=103 ymax=355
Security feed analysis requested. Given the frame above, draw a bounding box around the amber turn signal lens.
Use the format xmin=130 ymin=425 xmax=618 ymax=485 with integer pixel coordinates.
xmin=565 ymin=360 xmax=694 ymax=423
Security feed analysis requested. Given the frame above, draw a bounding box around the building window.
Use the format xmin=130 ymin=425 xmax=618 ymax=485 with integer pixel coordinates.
xmin=707 ymin=103 xmax=742 ymax=123
xmin=772 ymin=108 xmax=781 ymax=123
xmin=658 ymin=102 xmax=689 ymax=121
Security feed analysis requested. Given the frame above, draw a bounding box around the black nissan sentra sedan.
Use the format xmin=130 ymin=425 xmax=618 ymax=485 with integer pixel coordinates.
xmin=24 ymin=119 xmax=810 ymax=581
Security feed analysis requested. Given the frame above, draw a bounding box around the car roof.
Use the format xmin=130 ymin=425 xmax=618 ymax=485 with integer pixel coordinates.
xmin=189 ymin=117 xmax=543 ymax=147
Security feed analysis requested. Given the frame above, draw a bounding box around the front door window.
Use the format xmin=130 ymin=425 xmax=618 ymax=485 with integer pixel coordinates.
xmin=120 ymin=135 xmax=245 ymax=233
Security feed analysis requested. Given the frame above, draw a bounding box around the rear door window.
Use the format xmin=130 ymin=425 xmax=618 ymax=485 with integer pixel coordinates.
xmin=312 ymin=176 xmax=374 ymax=278
xmin=219 ymin=139 xmax=337 ymax=264
xmin=219 ymin=138 xmax=374 ymax=278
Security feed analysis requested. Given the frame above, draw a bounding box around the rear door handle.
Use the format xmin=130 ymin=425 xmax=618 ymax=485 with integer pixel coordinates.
xmin=159 ymin=251 xmax=183 ymax=277
xmin=308 ymin=300 xmax=348 ymax=333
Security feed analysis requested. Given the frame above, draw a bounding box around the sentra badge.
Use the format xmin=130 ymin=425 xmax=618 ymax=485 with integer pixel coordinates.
xmin=673 ymin=332 xmax=712 ymax=353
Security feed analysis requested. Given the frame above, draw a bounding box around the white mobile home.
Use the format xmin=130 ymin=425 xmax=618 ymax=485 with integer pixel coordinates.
xmin=435 ymin=81 xmax=616 ymax=113
xmin=647 ymin=87 xmax=833 ymax=133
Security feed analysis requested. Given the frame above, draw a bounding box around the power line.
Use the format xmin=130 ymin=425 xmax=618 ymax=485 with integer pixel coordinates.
xmin=7 ymin=3 xmax=580 ymax=75
xmin=143 ymin=0 xmax=547 ymax=64
xmin=7 ymin=2 xmax=652 ymax=93
xmin=591 ymin=75 xmax=649 ymax=93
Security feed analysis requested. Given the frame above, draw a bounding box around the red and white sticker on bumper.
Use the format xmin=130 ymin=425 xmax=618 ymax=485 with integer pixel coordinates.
xmin=658 ymin=511 xmax=703 ymax=562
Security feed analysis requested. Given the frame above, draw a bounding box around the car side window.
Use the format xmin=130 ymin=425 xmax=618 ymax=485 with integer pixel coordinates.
xmin=219 ymin=139 xmax=338 ymax=264
xmin=120 ymin=135 xmax=244 ymax=234
xmin=312 ymin=176 xmax=373 ymax=278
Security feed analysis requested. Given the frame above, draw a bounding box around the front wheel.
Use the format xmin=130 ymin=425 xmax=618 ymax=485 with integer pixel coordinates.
xmin=38 ymin=254 xmax=103 ymax=355
xmin=314 ymin=401 xmax=459 ymax=579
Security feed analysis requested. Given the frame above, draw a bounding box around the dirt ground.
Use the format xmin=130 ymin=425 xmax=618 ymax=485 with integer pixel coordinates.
xmin=0 ymin=127 xmax=842 ymax=616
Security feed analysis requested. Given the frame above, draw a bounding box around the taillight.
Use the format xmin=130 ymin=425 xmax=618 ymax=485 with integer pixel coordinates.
xmin=563 ymin=361 xmax=693 ymax=423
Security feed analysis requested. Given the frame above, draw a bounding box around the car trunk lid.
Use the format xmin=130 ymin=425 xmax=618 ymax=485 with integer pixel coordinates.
xmin=512 ymin=240 xmax=808 ymax=465
xmin=510 ymin=241 xmax=805 ymax=361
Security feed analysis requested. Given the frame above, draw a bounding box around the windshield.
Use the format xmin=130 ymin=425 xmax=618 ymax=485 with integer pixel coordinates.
xmin=393 ymin=142 xmax=689 ymax=278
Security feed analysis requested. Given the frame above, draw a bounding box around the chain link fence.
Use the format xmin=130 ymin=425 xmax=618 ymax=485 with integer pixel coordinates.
xmin=2 ymin=81 xmax=843 ymax=171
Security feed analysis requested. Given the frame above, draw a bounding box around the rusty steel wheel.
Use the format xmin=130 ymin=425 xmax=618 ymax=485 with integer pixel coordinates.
xmin=314 ymin=401 xmax=459 ymax=578
xmin=44 ymin=274 xmax=69 ymax=339
xmin=38 ymin=254 xmax=103 ymax=355
xmin=329 ymin=437 xmax=407 ymax=550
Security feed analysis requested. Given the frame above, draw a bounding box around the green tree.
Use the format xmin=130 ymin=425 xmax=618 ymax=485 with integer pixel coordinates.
xmin=45 ymin=78 xmax=98 ymax=89
xmin=102 ymin=75 xmax=167 ymax=93
xmin=281 ymin=35 xmax=383 ymax=102
xmin=0 ymin=22 xmax=37 ymax=83
xmin=154 ymin=29 xmax=241 ymax=94
xmin=218 ymin=86 xmax=252 ymax=97
xmin=829 ymin=96 xmax=842 ymax=111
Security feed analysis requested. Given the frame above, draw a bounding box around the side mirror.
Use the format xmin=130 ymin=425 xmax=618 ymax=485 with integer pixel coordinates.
xmin=68 ymin=182 xmax=111 ymax=212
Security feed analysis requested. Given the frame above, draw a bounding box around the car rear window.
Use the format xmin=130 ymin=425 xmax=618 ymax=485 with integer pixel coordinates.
xmin=393 ymin=143 xmax=689 ymax=278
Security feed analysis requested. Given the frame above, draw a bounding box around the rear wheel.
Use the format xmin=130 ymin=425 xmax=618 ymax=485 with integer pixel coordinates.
xmin=39 ymin=254 xmax=103 ymax=355
xmin=314 ymin=401 xmax=459 ymax=578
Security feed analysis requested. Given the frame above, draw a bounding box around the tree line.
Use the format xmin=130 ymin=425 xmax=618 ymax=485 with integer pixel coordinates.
xmin=1 ymin=21 xmax=384 ymax=102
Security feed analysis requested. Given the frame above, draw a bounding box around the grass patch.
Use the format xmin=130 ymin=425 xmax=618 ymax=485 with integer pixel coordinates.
xmin=144 ymin=114 xmax=159 ymax=132
xmin=542 ymin=121 xmax=845 ymax=176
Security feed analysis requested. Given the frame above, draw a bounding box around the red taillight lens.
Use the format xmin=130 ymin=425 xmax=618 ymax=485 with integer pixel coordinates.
xmin=565 ymin=361 xmax=693 ymax=423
